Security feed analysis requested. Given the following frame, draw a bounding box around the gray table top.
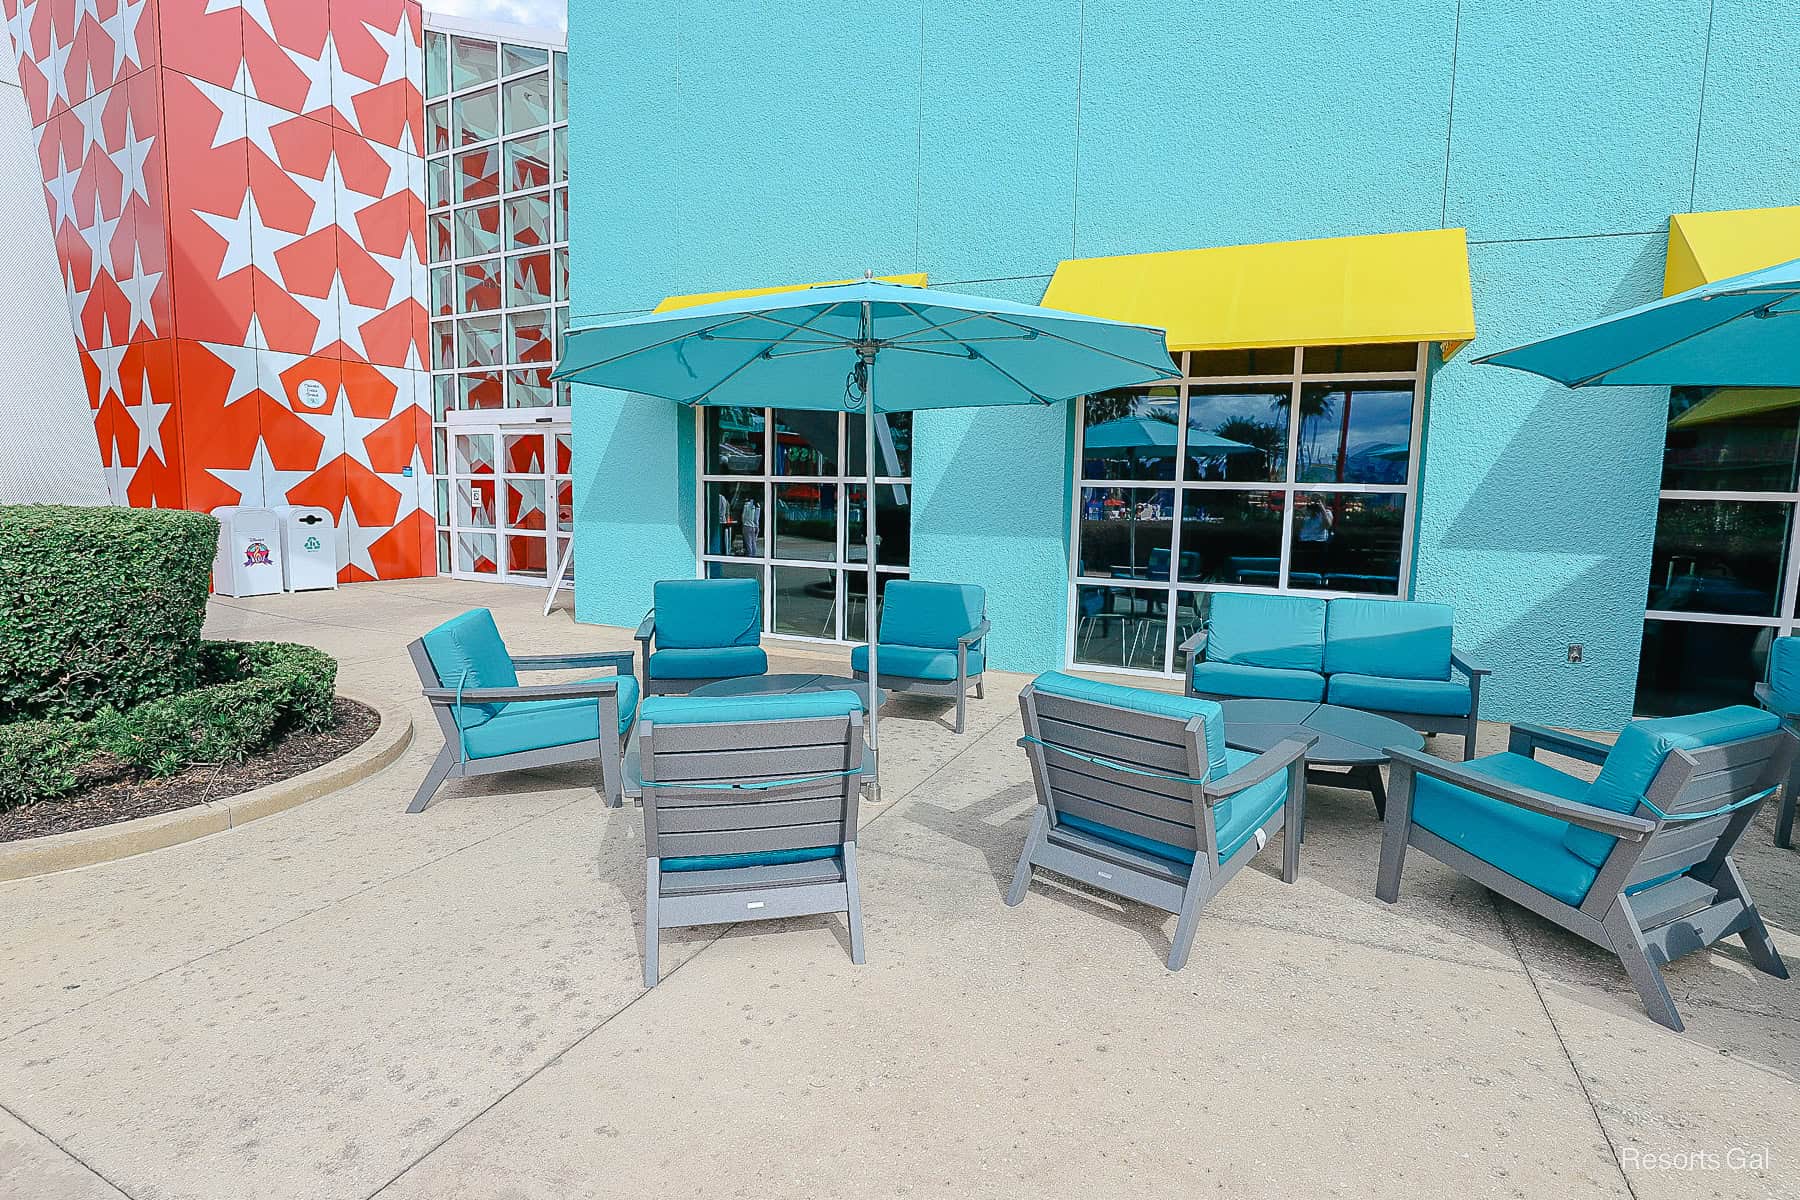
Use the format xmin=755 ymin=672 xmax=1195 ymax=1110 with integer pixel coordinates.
xmin=689 ymin=673 xmax=886 ymax=707
xmin=1219 ymin=698 xmax=1424 ymax=766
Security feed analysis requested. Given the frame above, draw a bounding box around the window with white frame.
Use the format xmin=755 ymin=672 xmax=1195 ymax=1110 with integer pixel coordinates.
xmin=697 ymin=407 xmax=913 ymax=641
xmin=1635 ymin=386 xmax=1800 ymax=715
xmin=1068 ymin=343 xmax=1428 ymax=676
xmin=423 ymin=25 xmax=570 ymax=579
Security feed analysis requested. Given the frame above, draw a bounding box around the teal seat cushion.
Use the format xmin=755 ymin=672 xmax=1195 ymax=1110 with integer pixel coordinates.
xmin=1324 ymin=598 xmax=1454 ymax=681
xmin=1769 ymin=636 xmax=1800 ymax=714
xmin=653 ymin=578 xmax=762 ymax=649
xmin=420 ymin=609 xmax=518 ymax=726
xmin=851 ymin=642 xmax=984 ymax=682
xmin=640 ymin=689 xmax=863 ymax=726
xmin=1411 ymin=752 xmax=1601 ymax=906
xmin=878 ymin=580 xmax=985 ymax=649
xmin=1032 ymin=670 xmax=1228 ymax=779
xmin=1568 ymin=705 xmax=1782 ymax=868
xmin=1190 ymin=660 xmax=1325 ymax=703
xmin=1207 ymin=592 xmax=1327 ymax=671
xmin=459 ymin=674 xmax=638 ymax=759
xmin=1055 ymin=748 xmax=1286 ymax=866
xmin=661 ymin=846 xmax=840 ymax=873
xmin=647 ymin=645 xmax=769 ymax=681
xmin=1327 ymin=672 xmax=1470 ymax=717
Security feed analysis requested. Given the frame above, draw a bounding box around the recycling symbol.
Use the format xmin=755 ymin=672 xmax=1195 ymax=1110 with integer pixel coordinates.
xmin=304 ymin=536 xmax=322 ymax=552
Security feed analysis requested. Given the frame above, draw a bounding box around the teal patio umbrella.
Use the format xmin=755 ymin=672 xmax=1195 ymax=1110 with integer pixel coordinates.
xmin=553 ymin=278 xmax=1179 ymax=782
xmin=1474 ymin=257 xmax=1800 ymax=387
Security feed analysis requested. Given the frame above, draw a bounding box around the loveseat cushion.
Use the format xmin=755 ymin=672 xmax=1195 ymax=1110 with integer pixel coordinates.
xmin=878 ymin=581 xmax=984 ymax=650
xmin=421 ymin=608 xmax=518 ymax=726
xmin=1190 ymin=660 xmax=1325 ymax=703
xmin=1567 ymin=705 xmax=1782 ymax=868
xmin=851 ymin=642 xmax=984 ymax=682
xmin=1033 ymin=670 xmax=1229 ymax=779
xmin=653 ymin=578 xmax=762 ymax=649
xmin=1206 ymin=592 xmax=1327 ymax=671
xmin=1327 ymin=672 xmax=1470 ymax=717
xmin=1324 ymin=598 xmax=1454 ymax=681
xmin=647 ymin=645 xmax=769 ymax=681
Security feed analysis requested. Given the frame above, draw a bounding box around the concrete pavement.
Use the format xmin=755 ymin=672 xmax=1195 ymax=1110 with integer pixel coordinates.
xmin=1 ymin=579 xmax=1795 ymax=1199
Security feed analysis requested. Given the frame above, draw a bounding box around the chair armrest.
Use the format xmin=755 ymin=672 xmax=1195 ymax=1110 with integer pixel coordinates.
xmin=1203 ymin=735 xmax=1316 ymax=802
xmin=634 ymin=612 xmax=656 ymax=640
xmin=1177 ymin=627 xmax=1209 ymax=657
xmin=1385 ymin=745 xmax=1654 ymax=840
xmin=958 ymin=619 xmax=992 ymax=647
xmin=1506 ymin=722 xmax=1612 ymax=765
xmin=421 ymin=680 xmax=628 ymax=705
xmin=1449 ymin=649 xmax=1489 ymax=679
xmin=512 ymin=650 xmax=634 ymax=674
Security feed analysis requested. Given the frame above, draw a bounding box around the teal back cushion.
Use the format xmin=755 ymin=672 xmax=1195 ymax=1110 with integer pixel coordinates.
xmin=1567 ymin=705 xmax=1781 ymax=867
xmin=654 ymin=578 xmax=762 ymax=649
xmin=420 ymin=609 xmax=518 ymax=723
xmin=1207 ymin=592 xmax=1327 ymax=672
xmin=1769 ymin=636 xmax=1800 ymax=713
xmin=641 ymin=689 xmax=862 ymax=726
xmin=880 ymin=580 xmax=984 ymax=649
xmin=1324 ymin=598 xmax=1454 ymax=681
xmin=1033 ymin=671 xmax=1229 ymax=780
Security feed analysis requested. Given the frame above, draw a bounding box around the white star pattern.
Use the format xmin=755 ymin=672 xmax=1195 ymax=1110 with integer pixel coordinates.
xmin=194 ymin=76 xmax=250 ymax=153
xmin=117 ymin=240 xmax=162 ymax=338
xmin=111 ymin=0 xmax=150 ymax=78
xmin=117 ymin=107 xmax=157 ymax=208
xmin=93 ymin=344 xmax=125 ymax=405
xmin=88 ymin=191 xmax=124 ymax=274
xmin=43 ymin=142 xmax=81 ymax=230
xmin=211 ymin=342 xmax=263 ymax=408
xmin=337 ymin=495 xmax=385 ymax=576
xmin=284 ymin=32 xmax=339 ymax=117
xmin=102 ymin=432 xmax=134 ymax=504
xmin=314 ymin=267 xmax=387 ymax=357
xmin=195 ymin=190 xmax=257 ymax=278
xmin=125 ymin=363 xmax=172 ymax=462
xmin=361 ymin=15 xmax=413 ymax=88
xmin=207 ymin=439 xmax=318 ymax=507
xmin=297 ymin=384 xmax=391 ymax=472
xmin=42 ymin=29 xmax=74 ymax=113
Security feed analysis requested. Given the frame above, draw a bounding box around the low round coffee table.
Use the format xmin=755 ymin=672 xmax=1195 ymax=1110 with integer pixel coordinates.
xmin=1219 ymin=699 xmax=1424 ymax=817
xmin=689 ymin=672 xmax=886 ymax=710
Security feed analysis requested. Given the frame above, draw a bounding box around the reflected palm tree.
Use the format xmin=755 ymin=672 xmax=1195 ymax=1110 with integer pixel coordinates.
xmin=1273 ymin=391 xmax=1335 ymax=476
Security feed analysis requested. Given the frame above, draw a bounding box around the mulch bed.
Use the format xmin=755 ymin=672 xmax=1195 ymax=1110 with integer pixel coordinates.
xmin=0 ymin=697 xmax=379 ymax=844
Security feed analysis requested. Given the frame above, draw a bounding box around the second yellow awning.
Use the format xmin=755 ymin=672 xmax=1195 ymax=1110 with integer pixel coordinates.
xmin=1663 ymin=205 xmax=1800 ymax=296
xmin=1041 ymin=227 xmax=1476 ymax=358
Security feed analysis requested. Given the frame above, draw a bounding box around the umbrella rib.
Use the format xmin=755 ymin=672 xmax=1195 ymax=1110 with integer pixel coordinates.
xmin=880 ymin=313 xmax=990 ymax=343
xmin=690 ymin=307 xmax=841 ymax=402
xmin=892 ymin=302 xmax=1060 ymax=402
xmin=975 ymin=311 xmax=1181 ymax=378
xmin=558 ymin=306 xmax=849 ymax=378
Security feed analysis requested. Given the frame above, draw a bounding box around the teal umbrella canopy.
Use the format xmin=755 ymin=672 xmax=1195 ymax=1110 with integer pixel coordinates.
xmin=552 ymin=279 xmax=1180 ymax=407
xmin=1082 ymin=416 xmax=1255 ymax=458
xmin=1474 ymin=257 xmax=1800 ymax=387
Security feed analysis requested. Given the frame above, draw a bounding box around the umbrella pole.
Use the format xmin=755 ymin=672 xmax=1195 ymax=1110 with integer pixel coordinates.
xmin=863 ymin=363 xmax=879 ymax=799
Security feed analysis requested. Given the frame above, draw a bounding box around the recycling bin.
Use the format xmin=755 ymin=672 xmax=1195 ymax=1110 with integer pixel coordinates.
xmin=210 ymin=506 xmax=284 ymax=597
xmin=272 ymin=505 xmax=339 ymax=592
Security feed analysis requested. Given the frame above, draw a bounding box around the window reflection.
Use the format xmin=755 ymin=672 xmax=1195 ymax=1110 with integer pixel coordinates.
xmin=1636 ymin=619 xmax=1770 ymax=716
xmin=1662 ymin=387 xmax=1800 ymax=493
xmin=705 ymin=407 xmax=764 ymax=474
xmin=1284 ymin=493 xmax=1404 ymax=593
xmin=1296 ymin=383 xmax=1413 ymax=484
xmin=1073 ymin=585 xmax=1169 ymax=670
xmin=774 ymin=566 xmax=837 ymax=639
xmin=1647 ymin=498 xmax=1788 ymax=618
xmin=1184 ymin=385 xmax=1288 ymax=481
xmin=1181 ymin=490 xmax=1285 ymax=586
xmin=846 ymin=412 xmax=912 ymax=477
xmin=771 ymin=409 xmax=838 ymax=475
xmin=1077 ymin=488 xmax=1175 ymax=580
xmin=1081 ymin=388 xmax=1180 ymax=481
xmin=775 ymin=482 xmax=837 ymax=562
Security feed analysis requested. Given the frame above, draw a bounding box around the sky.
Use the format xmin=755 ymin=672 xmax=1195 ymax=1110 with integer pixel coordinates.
xmin=425 ymin=0 xmax=566 ymax=34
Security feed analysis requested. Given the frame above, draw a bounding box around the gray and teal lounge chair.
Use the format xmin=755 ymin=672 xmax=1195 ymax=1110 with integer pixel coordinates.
xmin=1006 ymin=672 xmax=1314 ymax=970
xmin=637 ymin=691 xmax=867 ymax=987
xmin=410 ymin=608 xmax=638 ymax=812
xmin=635 ymin=577 xmax=769 ymax=696
xmin=1753 ymin=634 xmax=1800 ymax=848
xmin=1377 ymin=706 xmax=1795 ymax=1031
xmin=850 ymin=580 xmax=989 ymax=733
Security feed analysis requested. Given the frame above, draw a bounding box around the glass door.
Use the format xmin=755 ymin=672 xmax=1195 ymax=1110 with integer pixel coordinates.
xmin=444 ymin=415 xmax=572 ymax=586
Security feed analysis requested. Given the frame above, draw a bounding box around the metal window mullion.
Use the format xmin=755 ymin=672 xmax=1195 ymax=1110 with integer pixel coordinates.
xmin=1276 ymin=348 xmax=1304 ymax=591
xmin=1395 ymin=341 xmax=1428 ymax=598
xmin=1161 ymin=377 xmax=1191 ymax=673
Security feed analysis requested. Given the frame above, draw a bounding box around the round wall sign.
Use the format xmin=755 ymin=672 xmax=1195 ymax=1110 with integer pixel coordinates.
xmin=295 ymin=379 xmax=328 ymax=410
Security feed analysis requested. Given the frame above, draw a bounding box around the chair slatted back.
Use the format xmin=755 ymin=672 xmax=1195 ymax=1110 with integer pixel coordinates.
xmin=1021 ymin=685 xmax=1211 ymax=858
xmin=640 ymin=709 xmax=863 ymax=861
xmin=1629 ymin=727 xmax=1796 ymax=885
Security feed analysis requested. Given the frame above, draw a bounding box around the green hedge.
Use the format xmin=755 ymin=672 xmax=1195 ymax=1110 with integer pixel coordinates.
xmin=0 ymin=641 xmax=338 ymax=811
xmin=0 ymin=505 xmax=219 ymax=723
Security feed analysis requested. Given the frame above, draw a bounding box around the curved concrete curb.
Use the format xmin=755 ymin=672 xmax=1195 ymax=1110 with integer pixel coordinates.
xmin=0 ymin=694 xmax=414 ymax=884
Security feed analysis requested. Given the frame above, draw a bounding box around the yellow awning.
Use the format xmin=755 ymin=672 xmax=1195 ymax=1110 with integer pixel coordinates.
xmin=1664 ymin=205 xmax=1800 ymax=296
xmin=1041 ymin=228 xmax=1476 ymax=358
xmin=1669 ymin=388 xmax=1800 ymax=429
xmin=655 ymin=273 xmax=928 ymax=313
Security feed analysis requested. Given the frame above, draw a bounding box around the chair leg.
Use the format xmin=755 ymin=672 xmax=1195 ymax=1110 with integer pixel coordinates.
xmin=1166 ymin=876 xmax=1207 ymax=971
xmin=1282 ymin=759 xmax=1306 ymax=884
xmin=1715 ymin=860 xmax=1788 ymax=978
xmin=954 ymin=688 xmax=967 ymax=734
xmin=843 ymin=842 xmax=866 ymax=965
xmin=1462 ymin=712 xmax=1479 ymax=761
xmin=1776 ymin=775 xmax=1797 ymax=849
xmin=975 ymin=674 xmax=985 ymax=700
xmin=1005 ymin=808 xmax=1047 ymax=907
xmin=407 ymin=747 xmax=456 ymax=814
xmin=643 ymin=858 xmax=661 ymax=988
xmin=1602 ymin=904 xmax=1684 ymax=1032
xmin=1374 ymin=762 xmax=1417 ymax=903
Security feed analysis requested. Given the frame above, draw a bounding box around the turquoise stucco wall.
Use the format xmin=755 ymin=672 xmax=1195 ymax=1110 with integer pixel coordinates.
xmin=566 ymin=0 xmax=1800 ymax=729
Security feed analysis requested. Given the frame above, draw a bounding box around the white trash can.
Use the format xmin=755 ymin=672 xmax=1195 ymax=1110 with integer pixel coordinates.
xmin=211 ymin=506 xmax=284 ymax=597
xmin=272 ymin=505 xmax=339 ymax=592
